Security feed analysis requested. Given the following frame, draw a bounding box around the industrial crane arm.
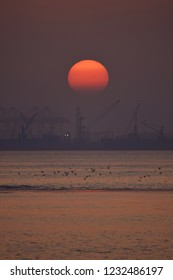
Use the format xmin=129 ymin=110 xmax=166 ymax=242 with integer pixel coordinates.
xmin=87 ymin=99 xmax=120 ymax=128
xmin=141 ymin=121 xmax=159 ymax=133
xmin=21 ymin=112 xmax=37 ymax=132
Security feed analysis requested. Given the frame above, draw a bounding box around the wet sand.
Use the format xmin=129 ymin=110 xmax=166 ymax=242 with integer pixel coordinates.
xmin=0 ymin=190 xmax=173 ymax=259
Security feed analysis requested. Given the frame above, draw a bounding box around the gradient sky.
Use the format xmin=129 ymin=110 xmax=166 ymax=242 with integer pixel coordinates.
xmin=1 ymin=0 xmax=173 ymax=135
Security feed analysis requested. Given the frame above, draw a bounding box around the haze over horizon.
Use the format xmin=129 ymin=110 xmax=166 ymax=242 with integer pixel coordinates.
xmin=1 ymin=0 xmax=173 ymax=135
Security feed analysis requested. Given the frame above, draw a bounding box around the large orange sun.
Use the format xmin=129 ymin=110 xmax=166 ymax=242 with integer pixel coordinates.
xmin=68 ymin=60 xmax=109 ymax=94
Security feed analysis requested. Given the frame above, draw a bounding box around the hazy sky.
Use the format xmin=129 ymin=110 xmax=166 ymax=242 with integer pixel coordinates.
xmin=1 ymin=0 xmax=173 ymax=135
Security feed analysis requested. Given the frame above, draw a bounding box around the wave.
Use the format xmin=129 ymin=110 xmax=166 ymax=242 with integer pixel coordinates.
xmin=0 ymin=185 xmax=173 ymax=192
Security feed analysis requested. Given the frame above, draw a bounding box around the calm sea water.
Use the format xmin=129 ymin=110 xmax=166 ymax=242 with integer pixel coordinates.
xmin=0 ymin=150 xmax=173 ymax=260
xmin=0 ymin=150 xmax=173 ymax=191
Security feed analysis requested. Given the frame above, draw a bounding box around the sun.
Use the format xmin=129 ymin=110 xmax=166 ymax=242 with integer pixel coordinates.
xmin=68 ymin=60 xmax=109 ymax=94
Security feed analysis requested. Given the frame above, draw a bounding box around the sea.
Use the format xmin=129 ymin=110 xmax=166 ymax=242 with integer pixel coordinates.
xmin=0 ymin=150 xmax=173 ymax=259
xmin=0 ymin=150 xmax=173 ymax=191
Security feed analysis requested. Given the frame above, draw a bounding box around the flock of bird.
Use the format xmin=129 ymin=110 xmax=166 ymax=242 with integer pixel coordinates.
xmin=16 ymin=165 xmax=165 ymax=182
xmin=137 ymin=166 xmax=164 ymax=182
xmin=17 ymin=165 xmax=112 ymax=180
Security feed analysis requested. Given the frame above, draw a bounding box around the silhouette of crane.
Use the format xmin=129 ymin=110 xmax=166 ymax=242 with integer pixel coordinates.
xmin=134 ymin=103 xmax=142 ymax=137
xmin=20 ymin=112 xmax=37 ymax=140
xmin=87 ymin=99 xmax=120 ymax=128
xmin=124 ymin=103 xmax=141 ymax=138
xmin=75 ymin=107 xmax=85 ymax=143
xmin=141 ymin=120 xmax=164 ymax=139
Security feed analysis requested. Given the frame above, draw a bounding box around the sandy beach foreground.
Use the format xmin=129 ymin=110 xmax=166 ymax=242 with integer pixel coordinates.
xmin=0 ymin=190 xmax=173 ymax=260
